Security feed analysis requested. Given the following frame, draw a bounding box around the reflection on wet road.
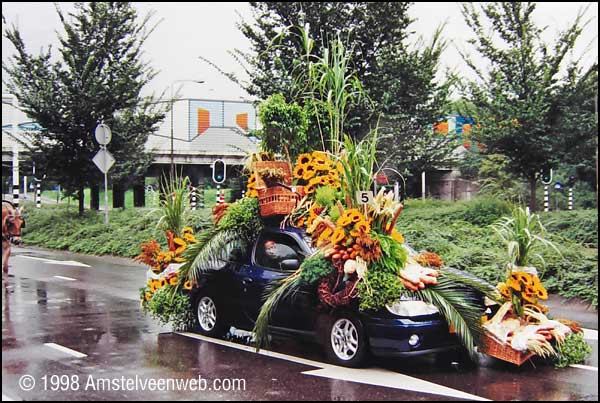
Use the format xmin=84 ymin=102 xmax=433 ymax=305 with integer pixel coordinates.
xmin=2 ymin=246 xmax=598 ymax=401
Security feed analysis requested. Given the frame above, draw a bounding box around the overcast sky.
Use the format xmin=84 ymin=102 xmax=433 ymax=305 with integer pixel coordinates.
xmin=2 ymin=2 xmax=598 ymax=103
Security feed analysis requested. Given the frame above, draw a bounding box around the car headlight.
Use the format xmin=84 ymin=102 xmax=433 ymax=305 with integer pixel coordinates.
xmin=386 ymin=300 xmax=439 ymax=317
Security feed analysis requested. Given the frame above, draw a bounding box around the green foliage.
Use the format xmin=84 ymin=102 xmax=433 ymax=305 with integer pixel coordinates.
xmin=142 ymin=286 xmax=195 ymax=331
xmin=314 ymin=186 xmax=338 ymax=208
xmin=298 ymin=254 xmax=335 ymax=286
xmin=3 ymin=2 xmax=166 ymax=215
xmin=155 ymin=173 xmax=191 ymax=238
xmin=460 ymin=197 xmax=513 ymax=227
xmin=475 ymin=154 xmax=529 ymax=204
xmin=552 ymin=332 xmax=593 ymax=368
xmin=491 ymin=206 xmax=561 ymax=268
xmin=257 ymin=94 xmax=310 ymax=159
xmin=542 ymin=210 xmax=598 ymax=246
xmin=21 ymin=202 xmax=211 ymax=257
xmin=181 ymin=197 xmax=263 ymax=283
xmin=357 ymin=270 xmax=404 ymax=311
xmin=371 ymin=232 xmax=407 ymax=275
xmin=338 ymin=131 xmax=379 ymax=201
xmin=459 ymin=2 xmax=596 ymax=211
xmin=397 ymin=198 xmax=597 ymax=307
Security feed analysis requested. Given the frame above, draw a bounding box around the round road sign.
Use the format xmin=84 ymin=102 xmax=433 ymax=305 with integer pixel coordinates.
xmin=95 ymin=123 xmax=112 ymax=145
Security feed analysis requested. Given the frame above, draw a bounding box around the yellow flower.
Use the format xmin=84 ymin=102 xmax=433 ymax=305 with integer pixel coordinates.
xmin=305 ymin=184 xmax=316 ymax=195
xmin=160 ymin=278 xmax=168 ymax=288
xmin=183 ymin=280 xmax=193 ymax=290
xmin=342 ymin=209 xmax=363 ymax=223
xmin=522 ymin=292 xmax=536 ymax=304
xmin=336 ymin=161 xmax=345 ymax=174
xmin=174 ymin=238 xmax=187 ymax=255
xmin=169 ymin=276 xmax=178 ymax=286
xmin=330 ymin=228 xmax=346 ymax=244
xmin=183 ymin=232 xmax=198 ymax=243
xmin=350 ymin=220 xmax=370 ymax=237
xmin=312 ymin=151 xmax=328 ymax=160
xmin=497 ymin=282 xmax=511 ymax=299
xmin=336 ymin=216 xmax=353 ymax=227
xmin=517 ymin=272 xmax=534 ymax=287
xmin=302 ymin=164 xmax=316 ymax=180
xmin=183 ymin=227 xmax=194 ymax=234
xmin=317 ymin=227 xmax=334 ymax=246
xmin=246 ymin=189 xmax=258 ymax=198
xmin=391 ymin=229 xmax=404 ymax=244
xmin=150 ymin=280 xmax=160 ymax=292
xmin=535 ymin=284 xmax=548 ymax=300
xmin=507 ymin=275 xmax=521 ymax=291
xmin=173 ymin=256 xmax=185 ymax=263
xmin=145 ymin=292 xmax=152 ymax=301
xmin=293 ymin=164 xmax=306 ymax=179
xmin=297 ymin=153 xmax=313 ymax=166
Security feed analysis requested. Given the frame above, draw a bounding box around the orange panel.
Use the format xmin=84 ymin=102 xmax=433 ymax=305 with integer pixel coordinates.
xmin=197 ymin=108 xmax=209 ymax=135
xmin=236 ymin=113 xmax=248 ymax=131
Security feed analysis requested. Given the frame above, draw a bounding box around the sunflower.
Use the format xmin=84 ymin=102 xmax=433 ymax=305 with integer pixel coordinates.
xmin=507 ymin=275 xmax=521 ymax=291
xmin=297 ymin=153 xmax=313 ymax=166
xmin=183 ymin=280 xmax=193 ymax=290
xmin=145 ymin=292 xmax=152 ymax=301
xmin=517 ymin=272 xmax=535 ymax=287
xmin=391 ymin=229 xmax=404 ymax=244
xmin=246 ymin=189 xmax=258 ymax=198
xmin=183 ymin=232 xmax=199 ymax=243
xmin=336 ymin=215 xmax=353 ymax=227
xmin=522 ymin=292 xmax=536 ymax=304
xmin=534 ymin=284 xmax=548 ymax=300
xmin=330 ymin=227 xmax=346 ymax=244
xmin=293 ymin=164 xmax=306 ymax=179
xmin=302 ymin=164 xmax=317 ymax=180
xmin=174 ymin=238 xmax=187 ymax=255
xmin=308 ymin=176 xmax=322 ymax=187
xmin=159 ymin=278 xmax=168 ymax=288
xmin=312 ymin=151 xmax=328 ymax=160
xmin=150 ymin=280 xmax=160 ymax=292
xmin=169 ymin=276 xmax=178 ymax=286
xmin=317 ymin=227 xmax=334 ymax=246
xmin=497 ymin=282 xmax=512 ymax=299
xmin=350 ymin=220 xmax=371 ymax=237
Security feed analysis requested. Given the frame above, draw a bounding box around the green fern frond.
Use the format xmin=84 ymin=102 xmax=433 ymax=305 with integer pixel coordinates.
xmin=253 ymin=270 xmax=302 ymax=351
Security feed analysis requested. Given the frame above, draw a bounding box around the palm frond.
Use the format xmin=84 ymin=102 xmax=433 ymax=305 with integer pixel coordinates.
xmin=180 ymin=228 xmax=246 ymax=283
xmin=253 ymin=270 xmax=302 ymax=351
xmin=410 ymin=274 xmax=486 ymax=359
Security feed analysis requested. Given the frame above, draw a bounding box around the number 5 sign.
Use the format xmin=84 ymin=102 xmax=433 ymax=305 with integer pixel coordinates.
xmin=356 ymin=190 xmax=373 ymax=204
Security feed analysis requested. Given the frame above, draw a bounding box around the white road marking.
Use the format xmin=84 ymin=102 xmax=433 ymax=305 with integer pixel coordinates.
xmin=582 ymin=328 xmax=598 ymax=341
xmin=53 ymin=276 xmax=77 ymax=281
xmin=18 ymin=255 xmax=91 ymax=267
xmin=44 ymin=343 xmax=87 ymax=358
xmin=302 ymin=367 xmax=489 ymax=401
xmin=176 ymin=332 xmax=488 ymax=401
xmin=569 ymin=364 xmax=598 ymax=372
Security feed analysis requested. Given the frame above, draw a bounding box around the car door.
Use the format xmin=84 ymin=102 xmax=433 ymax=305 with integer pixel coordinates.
xmin=234 ymin=230 xmax=310 ymax=329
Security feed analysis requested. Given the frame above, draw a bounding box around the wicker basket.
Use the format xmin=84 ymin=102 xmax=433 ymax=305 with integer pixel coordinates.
xmin=252 ymin=161 xmax=293 ymax=189
xmin=480 ymin=333 xmax=534 ymax=366
xmin=258 ymin=186 xmax=300 ymax=217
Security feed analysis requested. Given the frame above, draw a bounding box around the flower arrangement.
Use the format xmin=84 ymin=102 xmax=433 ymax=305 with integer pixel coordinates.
xmin=134 ymin=227 xmax=198 ymax=274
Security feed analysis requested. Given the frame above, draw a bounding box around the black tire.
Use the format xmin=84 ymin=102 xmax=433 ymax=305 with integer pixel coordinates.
xmin=324 ymin=312 xmax=369 ymax=368
xmin=193 ymin=290 xmax=229 ymax=338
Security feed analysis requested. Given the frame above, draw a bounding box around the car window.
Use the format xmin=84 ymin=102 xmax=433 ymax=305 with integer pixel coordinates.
xmin=255 ymin=232 xmax=305 ymax=271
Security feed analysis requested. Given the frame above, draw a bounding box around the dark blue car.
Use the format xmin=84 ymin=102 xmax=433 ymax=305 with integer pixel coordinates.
xmin=190 ymin=226 xmax=463 ymax=367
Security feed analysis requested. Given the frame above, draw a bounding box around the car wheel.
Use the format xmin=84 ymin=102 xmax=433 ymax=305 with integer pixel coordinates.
xmin=194 ymin=291 xmax=228 ymax=338
xmin=324 ymin=313 xmax=368 ymax=368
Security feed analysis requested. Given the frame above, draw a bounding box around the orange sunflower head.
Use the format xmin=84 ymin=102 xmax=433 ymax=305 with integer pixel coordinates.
xmin=522 ymin=292 xmax=536 ymax=304
xmin=497 ymin=282 xmax=511 ymax=299
xmin=293 ymin=164 xmax=306 ymax=180
xmin=297 ymin=153 xmax=313 ymax=166
xmin=302 ymin=164 xmax=317 ymax=181
xmin=350 ymin=220 xmax=371 ymax=237
xmin=330 ymin=227 xmax=346 ymax=245
xmin=517 ymin=272 xmax=535 ymax=287
xmin=534 ymin=284 xmax=548 ymax=300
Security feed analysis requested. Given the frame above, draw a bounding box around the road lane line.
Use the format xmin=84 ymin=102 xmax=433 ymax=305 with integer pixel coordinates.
xmin=17 ymin=255 xmax=91 ymax=267
xmin=582 ymin=328 xmax=598 ymax=341
xmin=302 ymin=367 xmax=489 ymax=401
xmin=569 ymin=364 xmax=598 ymax=372
xmin=44 ymin=343 xmax=87 ymax=358
xmin=176 ymin=332 xmax=488 ymax=401
xmin=53 ymin=275 xmax=77 ymax=281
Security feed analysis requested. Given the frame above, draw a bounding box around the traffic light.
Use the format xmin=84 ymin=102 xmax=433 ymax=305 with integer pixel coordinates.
xmin=567 ymin=175 xmax=577 ymax=188
xmin=540 ymin=168 xmax=553 ymax=185
xmin=212 ymin=159 xmax=226 ymax=184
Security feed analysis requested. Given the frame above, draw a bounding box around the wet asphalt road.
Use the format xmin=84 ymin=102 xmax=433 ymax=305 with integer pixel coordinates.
xmin=2 ymin=246 xmax=598 ymax=401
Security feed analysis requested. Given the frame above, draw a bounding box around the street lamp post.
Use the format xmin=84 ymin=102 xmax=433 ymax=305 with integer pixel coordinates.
xmin=170 ymin=79 xmax=204 ymax=176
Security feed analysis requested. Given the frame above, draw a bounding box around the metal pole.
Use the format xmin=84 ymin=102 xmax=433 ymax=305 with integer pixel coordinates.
xmin=36 ymin=182 xmax=41 ymax=208
xmin=190 ymin=186 xmax=197 ymax=210
xmin=544 ymin=185 xmax=549 ymax=212
xmin=12 ymin=144 xmax=19 ymax=208
xmin=216 ymin=184 xmax=220 ymax=205
xmin=104 ymin=170 xmax=109 ymax=225
xmin=421 ymin=171 xmax=426 ymax=201
xmin=568 ymin=188 xmax=573 ymax=210
xmin=23 ymin=175 xmax=27 ymax=201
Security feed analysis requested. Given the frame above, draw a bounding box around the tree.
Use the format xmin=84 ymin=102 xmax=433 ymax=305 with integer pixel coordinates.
xmin=231 ymin=2 xmax=414 ymax=137
xmin=3 ymin=2 xmax=166 ymax=215
xmin=459 ymin=2 xmax=597 ymax=210
xmin=230 ymin=2 xmax=457 ymax=194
